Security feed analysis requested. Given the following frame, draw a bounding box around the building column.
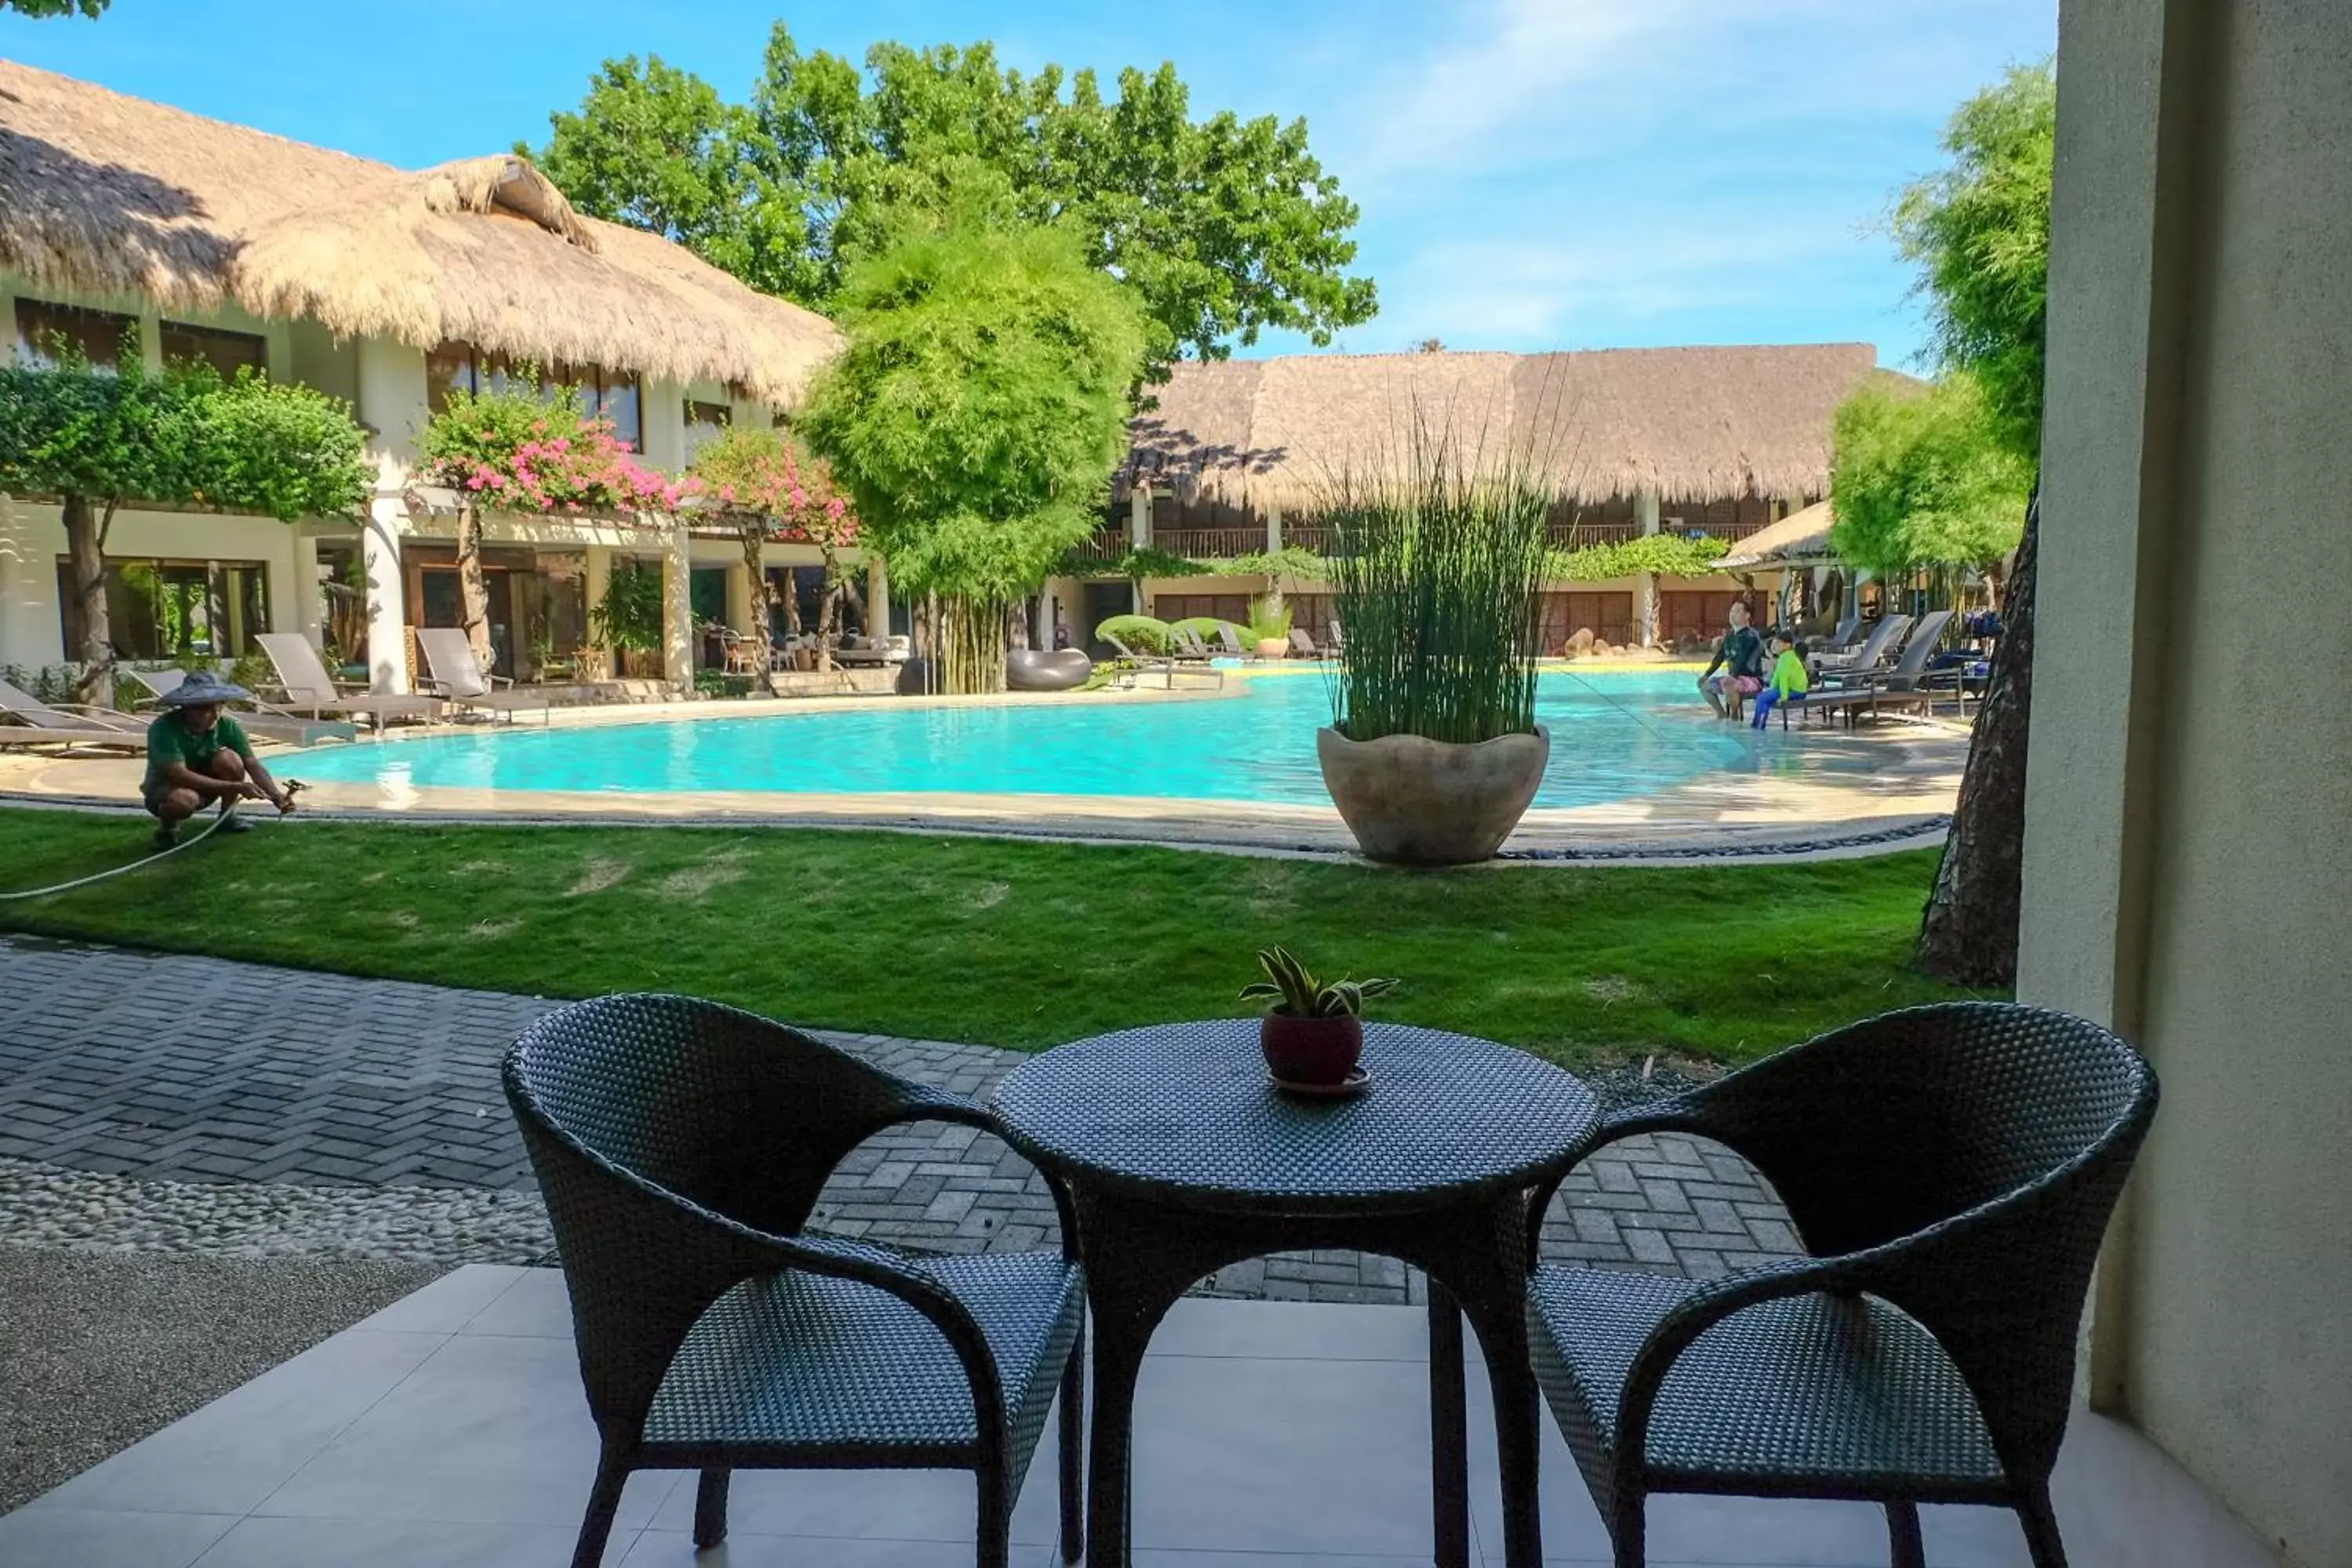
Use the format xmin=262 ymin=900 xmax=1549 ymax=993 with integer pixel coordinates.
xmin=1128 ymin=486 xmax=1152 ymax=615
xmin=1634 ymin=487 xmax=1661 ymax=647
xmin=1032 ymin=584 xmax=1053 ymax=651
xmin=866 ymin=554 xmax=891 ymax=639
xmin=1263 ymin=506 xmax=1286 ymax=614
xmin=661 ymin=518 xmax=693 ymax=691
xmin=361 ymin=499 xmax=409 ymax=694
xmin=726 ymin=554 xmax=756 ymax=634
xmin=580 ymin=543 xmax=612 ymax=680
xmin=290 ymin=532 xmax=326 ymax=649
xmin=0 ymin=493 xmax=58 ymax=671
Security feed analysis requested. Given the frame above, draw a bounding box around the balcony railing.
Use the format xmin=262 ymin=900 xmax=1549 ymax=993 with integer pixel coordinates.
xmin=1547 ymin=520 xmax=1646 ymax=549
xmin=1152 ymin=527 xmax=1271 ymax=561
xmin=1068 ymin=530 xmax=1129 ymax=568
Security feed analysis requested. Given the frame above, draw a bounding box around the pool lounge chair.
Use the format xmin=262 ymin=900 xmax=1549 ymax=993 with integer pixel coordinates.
xmin=1102 ymin=632 xmax=1173 ymax=686
xmin=415 ymin=629 xmax=554 ymax=726
xmin=1802 ymin=609 xmax=1956 ymax=726
xmin=0 ymin=679 xmax=149 ymax=752
xmin=1809 ymin=613 xmax=1912 ymax=681
xmin=119 ymin=668 xmax=358 ymax=746
xmin=255 ymin=633 xmax=445 ymax=732
xmin=1171 ymin=626 xmax=1217 ymax=663
xmin=1214 ymin=625 xmax=1255 ymax=659
xmin=1288 ymin=627 xmax=1325 ymax=659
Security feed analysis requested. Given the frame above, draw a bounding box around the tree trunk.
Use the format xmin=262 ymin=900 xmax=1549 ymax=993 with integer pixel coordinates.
xmin=455 ymin=501 xmax=495 ymax=674
xmin=815 ymin=546 xmax=839 ymax=673
xmin=741 ymin=524 xmax=772 ymax=670
xmin=1918 ymin=485 xmax=2039 ymax=985
xmin=64 ymin=493 xmax=113 ymax=707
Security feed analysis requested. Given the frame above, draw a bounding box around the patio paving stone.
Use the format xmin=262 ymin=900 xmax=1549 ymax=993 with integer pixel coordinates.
xmin=0 ymin=936 xmax=1803 ymax=1298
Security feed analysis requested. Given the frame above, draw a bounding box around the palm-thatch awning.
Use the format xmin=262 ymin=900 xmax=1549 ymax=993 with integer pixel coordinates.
xmin=0 ymin=61 xmax=840 ymax=405
xmin=1714 ymin=499 xmax=1839 ymax=570
xmin=1123 ymin=346 xmax=1889 ymax=511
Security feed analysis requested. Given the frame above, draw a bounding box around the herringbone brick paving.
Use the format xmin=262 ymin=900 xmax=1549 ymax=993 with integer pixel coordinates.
xmin=0 ymin=937 xmax=1802 ymax=1299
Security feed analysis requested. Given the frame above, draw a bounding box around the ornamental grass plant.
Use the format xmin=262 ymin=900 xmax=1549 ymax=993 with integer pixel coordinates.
xmin=1321 ymin=413 xmax=1553 ymax=745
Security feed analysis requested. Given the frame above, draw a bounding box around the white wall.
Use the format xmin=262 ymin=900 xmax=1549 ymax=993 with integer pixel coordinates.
xmin=2021 ymin=3 xmax=2352 ymax=1565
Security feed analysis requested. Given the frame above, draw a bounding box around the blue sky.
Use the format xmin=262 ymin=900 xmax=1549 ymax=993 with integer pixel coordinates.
xmin=2 ymin=0 xmax=2053 ymax=370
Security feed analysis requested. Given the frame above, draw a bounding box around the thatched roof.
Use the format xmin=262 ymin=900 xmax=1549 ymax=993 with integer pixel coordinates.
xmin=1715 ymin=499 xmax=1838 ymax=570
xmin=1123 ymin=344 xmax=1883 ymax=510
xmin=0 ymin=60 xmax=840 ymax=405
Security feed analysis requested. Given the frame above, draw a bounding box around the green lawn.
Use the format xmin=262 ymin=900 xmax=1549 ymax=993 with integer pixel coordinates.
xmin=0 ymin=810 xmax=1989 ymax=1065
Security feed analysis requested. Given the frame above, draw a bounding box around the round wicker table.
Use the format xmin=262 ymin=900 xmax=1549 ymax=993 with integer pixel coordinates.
xmin=992 ymin=1019 xmax=1599 ymax=1568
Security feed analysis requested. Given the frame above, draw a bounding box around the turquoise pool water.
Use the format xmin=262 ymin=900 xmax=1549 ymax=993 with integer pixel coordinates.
xmin=291 ymin=670 xmax=1871 ymax=811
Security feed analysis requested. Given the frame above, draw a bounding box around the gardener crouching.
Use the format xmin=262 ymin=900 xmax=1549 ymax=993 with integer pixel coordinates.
xmin=143 ymin=670 xmax=296 ymax=849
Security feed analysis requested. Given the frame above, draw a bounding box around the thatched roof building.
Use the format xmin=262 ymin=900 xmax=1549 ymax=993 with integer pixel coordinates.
xmin=0 ymin=60 xmax=840 ymax=404
xmin=1714 ymin=498 xmax=1839 ymax=571
xmin=1123 ymin=344 xmax=1885 ymax=512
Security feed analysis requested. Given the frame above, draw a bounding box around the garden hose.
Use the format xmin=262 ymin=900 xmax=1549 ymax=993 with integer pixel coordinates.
xmin=0 ymin=779 xmax=303 ymax=902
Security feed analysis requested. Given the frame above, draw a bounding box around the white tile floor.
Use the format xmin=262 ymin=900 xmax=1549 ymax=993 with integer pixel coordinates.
xmin=0 ymin=1265 xmax=2281 ymax=1568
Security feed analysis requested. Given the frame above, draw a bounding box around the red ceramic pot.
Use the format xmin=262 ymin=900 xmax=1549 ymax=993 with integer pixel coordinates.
xmin=1259 ymin=1011 xmax=1363 ymax=1086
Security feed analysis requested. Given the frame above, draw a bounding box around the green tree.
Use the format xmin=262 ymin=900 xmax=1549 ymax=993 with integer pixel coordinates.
xmin=798 ymin=177 xmax=1149 ymax=694
xmin=1829 ymin=376 xmax=2030 ymax=577
xmin=685 ymin=426 xmax=857 ymax=669
xmin=0 ymin=359 xmax=370 ymax=702
xmin=1892 ymin=60 xmax=2054 ymax=986
xmin=532 ymin=25 xmax=1374 ymax=374
xmin=1 ymin=1 xmax=109 ymax=15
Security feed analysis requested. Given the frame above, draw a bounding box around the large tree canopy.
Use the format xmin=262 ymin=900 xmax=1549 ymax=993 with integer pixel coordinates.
xmin=1895 ymin=60 xmax=2055 ymax=989
xmin=531 ymin=25 xmax=1375 ymax=373
xmin=1894 ymin=61 xmax=2054 ymax=459
xmin=1830 ymin=376 xmax=2030 ymax=578
xmin=797 ymin=176 xmax=1148 ymax=690
xmin=0 ymin=1 xmax=108 ymax=15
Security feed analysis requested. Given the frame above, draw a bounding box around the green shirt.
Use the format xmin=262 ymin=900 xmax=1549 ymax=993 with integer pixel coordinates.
xmin=143 ymin=711 xmax=252 ymax=797
xmin=1769 ymin=648 xmax=1810 ymax=698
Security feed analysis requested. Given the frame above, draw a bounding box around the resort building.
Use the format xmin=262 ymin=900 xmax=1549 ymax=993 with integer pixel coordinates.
xmin=0 ymin=60 xmax=851 ymax=694
xmin=1068 ymin=344 xmax=1897 ymax=652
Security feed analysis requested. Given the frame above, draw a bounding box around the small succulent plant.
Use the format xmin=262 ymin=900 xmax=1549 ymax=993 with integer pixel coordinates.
xmin=1240 ymin=945 xmax=1400 ymax=1018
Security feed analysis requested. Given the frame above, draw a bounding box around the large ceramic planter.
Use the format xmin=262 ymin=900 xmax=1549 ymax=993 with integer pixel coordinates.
xmin=1256 ymin=638 xmax=1290 ymax=659
xmin=1316 ymin=724 xmax=1551 ymax=866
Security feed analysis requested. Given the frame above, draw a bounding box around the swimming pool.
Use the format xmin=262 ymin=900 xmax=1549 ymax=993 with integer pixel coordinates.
xmin=290 ymin=669 xmax=1878 ymax=811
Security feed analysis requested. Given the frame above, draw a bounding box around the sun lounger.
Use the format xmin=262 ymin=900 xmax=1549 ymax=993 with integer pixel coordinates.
xmin=415 ymin=629 xmax=553 ymax=725
xmin=255 ymin=633 xmax=445 ymax=731
xmin=0 ymin=677 xmax=151 ymax=751
xmin=1171 ymin=627 xmax=1216 ymax=663
xmin=1810 ymin=613 xmax=1912 ymax=682
xmin=1802 ymin=609 xmax=1955 ymax=726
xmin=119 ymin=667 xmax=358 ymax=746
xmin=1102 ymin=632 xmax=1173 ymax=687
xmin=1214 ymin=626 xmax=1254 ymax=659
xmin=1288 ymin=627 xmax=1326 ymax=659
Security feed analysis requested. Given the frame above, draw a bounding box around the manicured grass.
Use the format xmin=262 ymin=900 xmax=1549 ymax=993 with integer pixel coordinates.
xmin=0 ymin=810 xmax=1990 ymax=1065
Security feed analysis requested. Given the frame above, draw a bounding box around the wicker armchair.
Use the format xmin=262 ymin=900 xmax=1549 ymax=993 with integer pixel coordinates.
xmin=503 ymin=994 xmax=1087 ymax=1568
xmin=1521 ymin=1002 xmax=2158 ymax=1568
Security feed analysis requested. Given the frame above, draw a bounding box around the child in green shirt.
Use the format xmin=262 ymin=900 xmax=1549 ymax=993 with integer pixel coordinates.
xmin=1750 ymin=634 xmax=1809 ymax=729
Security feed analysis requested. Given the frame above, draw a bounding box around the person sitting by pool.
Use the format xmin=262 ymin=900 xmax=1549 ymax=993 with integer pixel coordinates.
xmin=1697 ymin=601 xmax=1766 ymax=720
xmin=1750 ymin=633 xmax=1810 ymax=729
xmin=143 ymin=670 xmax=296 ymax=849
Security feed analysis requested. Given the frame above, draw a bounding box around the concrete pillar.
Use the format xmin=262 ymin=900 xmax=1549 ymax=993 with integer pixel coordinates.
xmin=0 ymin=494 xmax=56 ymax=670
xmin=726 ymin=554 xmax=756 ymax=633
xmin=583 ymin=543 xmax=612 ymax=680
xmin=354 ymin=338 xmax=427 ymax=481
xmin=361 ymin=500 xmax=409 ymax=694
xmin=1266 ymin=503 xmax=1283 ymax=554
xmin=1033 ymin=586 xmax=1053 ymax=651
xmin=290 ymin=532 xmax=326 ymax=648
xmin=661 ymin=517 xmax=693 ymax=690
xmin=1634 ymin=487 xmax=1661 ymax=647
xmin=866 ymin=554 xmax=891 ymax=639
xmin=1129 ymin=484 xmax=1151 ymax=550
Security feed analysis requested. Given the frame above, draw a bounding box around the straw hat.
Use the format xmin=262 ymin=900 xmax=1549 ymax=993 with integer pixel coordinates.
xmin=158 ymin=670 xmax=253 ymax=707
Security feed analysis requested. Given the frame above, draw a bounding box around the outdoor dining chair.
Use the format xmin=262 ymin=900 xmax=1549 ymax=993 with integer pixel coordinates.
xmin=1517 ymin=1001 xmax=2158 ymax=1568
xmin=503 ymin=993 xmax=1087 ymax=1568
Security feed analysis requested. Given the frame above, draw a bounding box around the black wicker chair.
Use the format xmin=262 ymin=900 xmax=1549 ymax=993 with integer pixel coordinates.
xmin=503 ymin=993 xmax=1087 ymax=1568
xmin=1521 ymin=1002 xmax=2158 ymax=1568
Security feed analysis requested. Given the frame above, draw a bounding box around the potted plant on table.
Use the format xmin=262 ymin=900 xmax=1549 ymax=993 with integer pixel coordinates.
xmin=1241 ymin=945 xmax=1399 ymax=1092
xmin=1316 ymin=414 xmax=1553 ymax=864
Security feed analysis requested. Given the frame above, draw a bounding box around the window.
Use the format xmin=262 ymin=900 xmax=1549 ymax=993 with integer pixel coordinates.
xmin=14 ymin=297 xmax=138 ymax=370
xmin=1154 ymin=593 xmax=1251 ymax=626
xmin=54 ymin=557 xmax=272 ymax=661
xmin=426 ymin=342 xmax=644 ymax=451
xmin=160 ymin=321 xmax=267 ymax=382
xmin=684 ymin=398 xmax=732 ymax=462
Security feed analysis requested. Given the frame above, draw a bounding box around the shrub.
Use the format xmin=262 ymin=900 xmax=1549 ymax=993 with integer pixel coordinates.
xmin=1247 ymin=597 xmax=1294 ymax=642
xmin=1094 ymin=613 xmax=1171 ymax=654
